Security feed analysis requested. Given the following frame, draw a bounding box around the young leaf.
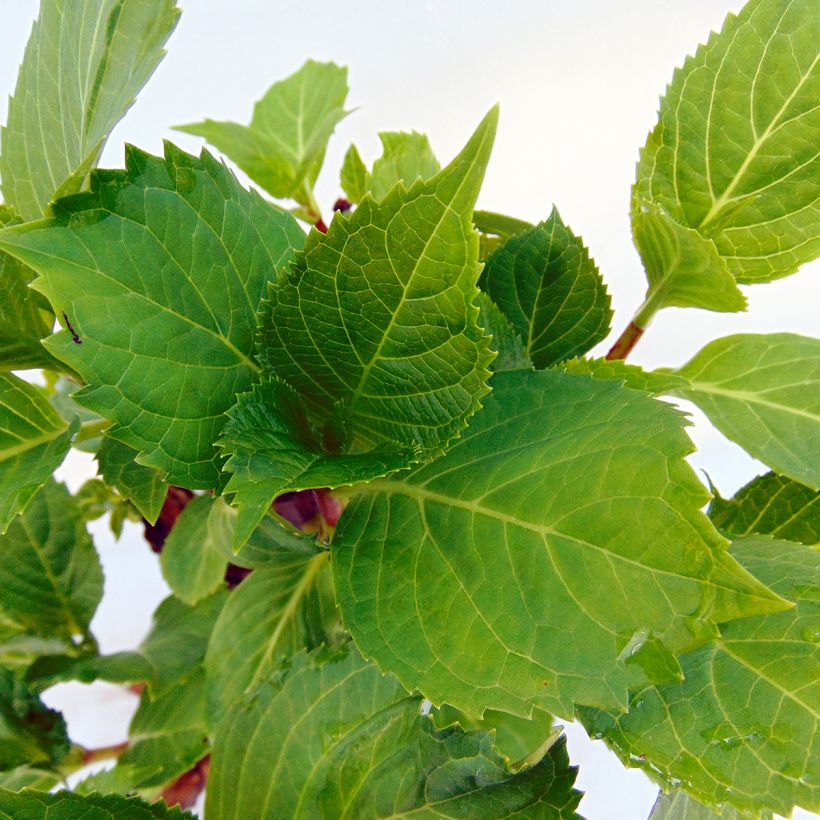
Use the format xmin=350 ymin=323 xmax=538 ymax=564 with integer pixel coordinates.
xmin=175 ymin=60 xmax=349 ymax=208
xmin=0 ymin=144 xmax=306 ymax=489
xmin=476 ymin=293 xmax=534 ymax=372
xmin=0 ymin=789 xmax=194 ymax=819
xmin=97 ymin=438 xmax=167 ymax=525
xmin=0 ymin=767 xmax=60 ymax=792
xmin=367 ymin=130 xmax=441 ymax=200
xmin=481 ymin=208 xmax=612 ymax=368
xmin=0 ymin=207 xmax=55 ymax=372
xmin=206 ymin=644 xmax=582 ymax=819
xmin=257 ymin=108 xmax=498 ymax=453
xmin=205 ymin=551 xmax=336 ymax=723
xmin=0 ymin=374 xmax=74 ymax=534
xmin=665 ymin=333 xmax=820 ymax=489
xmin=0 ymin=669 xmax=70 ymax=771
xmin=339 ymin=144 xmax=368 ymax=203
xmin=0 ymin=480 xmax=102 ymax=643
xmin=560 ymin=357 xmax=690 ymax=395
xmin=333 ymin=370 xmax=789 ymax=719
xmin=160 ymin=496 xmax=228 ymax=605
xmin=0 ymin=0 xmax=181 ymax=220
xmin=710 ymin=471 xmax=819 ymax=547
xmin=579 ymin=536 xmax=818 ymax=817
xmin=219 ymin=379 xmax=418 ymax=548
xmin=634 ymin=0 xmax=820 ymax=283
xmin=631 ymin=204 xmax=746 ymax=315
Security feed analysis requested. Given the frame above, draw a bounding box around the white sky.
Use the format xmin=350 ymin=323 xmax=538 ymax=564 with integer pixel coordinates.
xmin=1 ymin=2 xmax=817 ymax=818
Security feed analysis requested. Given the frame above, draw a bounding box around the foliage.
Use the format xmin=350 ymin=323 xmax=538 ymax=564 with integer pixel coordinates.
xmin=0 ymin=0 xmax=817 ymax=817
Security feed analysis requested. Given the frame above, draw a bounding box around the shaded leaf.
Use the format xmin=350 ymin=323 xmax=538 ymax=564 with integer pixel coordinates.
xmin=0 ymin=789 xmax=194 ymax=818
xmin=632 ymin=204 xmax=746 ymax=314
xmin=580 ymin=536 xmax=818 ymax=817
xmin=648 ymin=789 xmax=751 ymax=819
xmin=0 ymin=767 xmax=60 ymax=792
xmin=205 ymin=551 xmax=335 ymax=723
xmin=710 ymin=471 xmax=819 ymax=547
xmin=256 ymin=108 xmax=497 ymax=453
xmin=634 ymin=0 xmax=820 ymax=283
xmin=219 ymin=379 xmax=418 ymax=548
xmin=0 ymin=374 xmax=73 ymax=534
xmin=97 ymin=438 xmax=166 ymax=525
xmin=333 ymin=370 xmax=789 ymax=719
xmin=0 ymin=480 xmax=102 ymax=642
xmin=74 ymin=764 xmax=161 ymax=797
xmin=176 ymin=60 xmax=349 ymax=206
xmin=0 ymin=144 xmax=306 ymax=489
xmin=482 ymin=208 xmax=612 ymax=368
xmin=25 ymin=651 xmax=153 ymax=693
xmin=160 ymin=496 xmax=227 ymax=605
xmin=666 ymin=333 xmax=820 ymax=489
xmin=0 ymin=669 xmax=69 ymax=771
xmin=476 ymin=293 xmax=533 ymax=373
xmin=0 ymin=0 xmax=180 ymax=220
xmin=207 ymin=644 xmax=582 ymax=819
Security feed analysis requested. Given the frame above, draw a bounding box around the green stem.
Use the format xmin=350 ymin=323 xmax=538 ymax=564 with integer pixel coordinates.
xmin=473 ymin=209 xmax=533 ymax=239
xmin=73 ymin=418 xmax=110 ymax=444
xmin=605 ymin=294 xmax=662 ymax=361
xmin=58 ymin=741 xmax=128 ymax=775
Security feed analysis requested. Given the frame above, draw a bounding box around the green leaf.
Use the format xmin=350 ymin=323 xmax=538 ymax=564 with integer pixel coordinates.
xmin=0 ymin=669 xmax=69 ymax=771
xmin=333 ymin=369 xmax=789 ymax=719
xmin=648 ymin=790 xmax=749 ymax=819
xmin=666 ymin=333 xmax=820 ymax=489
xmin=634 ymin=0 xmax=820 ymax=283
xmin=207 ymin=644 xmax=582 ymax=819
xmin=482 ymin=208 xmax=612 ymax=368
xmin=0 ymin=480 xmax=102 ymax=642
xmin=25 ymin=651 xmax=153 ymax=693
xmin=0 ymin=789 xmax=194 ymax=819
xmin=160 ymin=496 xmax=227 ymax=605
xmin=367 ymin=131 xmax=441 ymax=200
xmin=117 ymin=667 xmax=209 ymax=789
xmin=0 ymin=374 xmax=74 ymax=534
xmin=0 ymin=0 xmax=180 ymax=221
xmin=205 ymin=551 xmax=335 ymax=723
xmin=0 ymin=207 xmax=55 ymax=372
xmin=0 ymin=144 xmax=306 ymax=489
xmin=560 ymin=357 xmax=690 ymax=395
xmin=97 ymin=438 xmax=166 ymax=525
xmin=476 ymin=293 xmax=534 ymax=373
xmin=175 ymin=60 xmax=349 ymax=207
xmin=139 ymin=590 xmax=228 ymax=696
xmin=631 ymin=204 xmax=746 ymax=315
xmin=219 ymin=379 xmax=418 ymax=548
xmin=710 ymin=472 xmax=819 ymax=547
xmin=339 ymin=144 xmax=367 ymax=203
xmin=73 ymin=764 xmax=161 ymax=797
xmin=257 ymin=108 xmax=498 ymax=454
xmin=579 ymin=536 xmax=818 ymax=817
xmin=0 ymin=768 xmax=60 ymax=793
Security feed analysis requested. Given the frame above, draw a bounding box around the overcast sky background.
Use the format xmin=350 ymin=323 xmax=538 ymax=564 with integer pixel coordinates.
xmin=1 ymin=2 xmax=817 ymax=818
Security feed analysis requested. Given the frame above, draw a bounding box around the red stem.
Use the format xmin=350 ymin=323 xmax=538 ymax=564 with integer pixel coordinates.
xmin=605 ymin=321 xmax=645 ymax=361
xmin=314 ymin=218 xmax=328 ymax=233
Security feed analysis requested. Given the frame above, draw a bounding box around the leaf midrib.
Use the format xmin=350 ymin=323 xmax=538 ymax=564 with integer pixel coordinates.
xmin=684 ymin=382 xmax=820 ymax=424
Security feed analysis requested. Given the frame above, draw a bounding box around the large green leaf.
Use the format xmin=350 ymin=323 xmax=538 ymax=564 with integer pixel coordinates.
xmin=580 ymin=536 xmax=818 ymax=817
xmin=0 ymin=144 xmax=306 ymax=489
xmin=0 ymin=207 xmax=55 ymax=372
xmin=481 ymin=208 xmax=612 ymax=368
xmin=219 ymin=379 xmax=418 ymax=548
xmin=256 ymin=108 xmax=497 ymax=453
xmin=665 ymin=334 xmax=820 ymax=489
xmin=206 ymin=644 xmax=582 ymax=819
xmin=175 ymin=60 xmax=349 ymax=208
xmin=0 ymin=0 xmax=180 ymax=221
xmin=634 ymin=0 xmax=820 ymax=283
xmin=631 ymin=204 xmax=746 ymax=315
xmin=205 ymin=550 xmax=335 ymax=723
xmin=97 ymin=437 xmax=166 ymax=525
xmin=0 ymin=669 xmax=69 ymax=772
xmin=160 ymin=496 xmax=227 ymax=605
xmin=333 ymin=370 xmax=789 ymax=719
xmin=710 ymin=471 xmax=819 ymax=547
xmin=0 ymin=480 xmax=102 ymax=642
xmin=0 ymin=789 xmax=194 ymax=819
xmin=0 ymin=374 xmax=74 ymax=534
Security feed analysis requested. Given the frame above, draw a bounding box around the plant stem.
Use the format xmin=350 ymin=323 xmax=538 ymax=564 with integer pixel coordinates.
xmin=605 ymin=294 xmax=661 ymax=361
xmin=82 ymin=741 xmax=129 ymax=764
xmin=73 ymin=418 xmax=110 ymax=443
